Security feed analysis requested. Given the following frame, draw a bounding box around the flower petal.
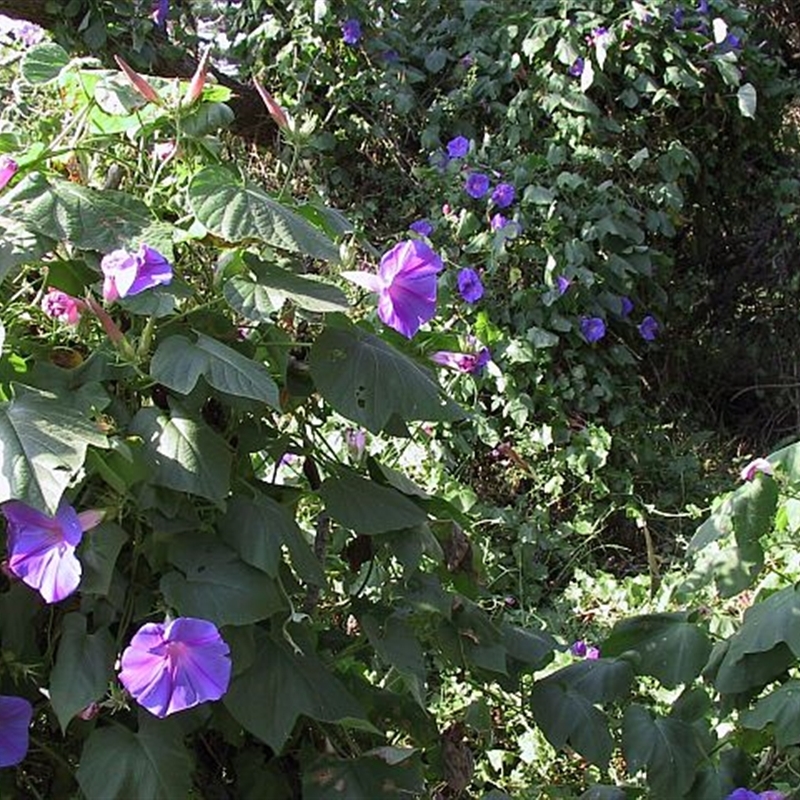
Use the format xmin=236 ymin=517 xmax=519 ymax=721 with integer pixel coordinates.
xmin=0 ymin=696 xmax=32 ymax=767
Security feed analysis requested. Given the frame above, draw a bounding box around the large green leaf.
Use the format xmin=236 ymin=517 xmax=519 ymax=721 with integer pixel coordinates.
xmin=622 ymin=705 xmax=704 ymax=797
xmin=303 ymin=753 xmax=424 ymax=800
xmin=740 ymin=680 xmax=800 ymax=746
xmin=150 ymin=333 xmax=280 ymax=408
xmin=603 ymin=613 xmax=711 ymax=687
xmin=318 ymin=470 xmax=428 ymax=534
xmin=187 ymin=166 xmax=339 ymax=261
xmin=129 ymin=408 xmax=232 ymax=504
xmin=3 ymin=174 xmax=153 ymax=251
xmin=78 ymin=522 xmax=128 ymax=595
xmin=308 ymin=319 xmax=463 ymax=432
xmin=224 ymin=627 xmax=367 ymax=752
xmin=20 ymin=43 xmax=70 ymax=84
xmin=49 ymin=614 xmax=115 ymax=733
xmin=76 ymin=715 xmax=193 ymax=800
xmin=0 ymin=386 xmax=107 ymax=513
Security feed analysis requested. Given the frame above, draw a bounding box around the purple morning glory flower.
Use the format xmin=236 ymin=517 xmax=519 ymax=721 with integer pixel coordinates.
xmin=718 ymin=33 xmax=741 ymax=53
xmin=620 ymin=296 xmax=634 ymax=317
xmin=759 ymin=792 xmax=786 ymax=800
xmin=119 ymin=617 xmax=232 ymax=718
xmin=570 ymin=640 xmax=600 ymax=659
xmin=569 ymin=57 xmax=585 ymax=77
xmin=491 ymin=183 xmax=515 ymax=209
xmin=41 ymin=289 xmax=85 ymax=326
xmin=101 ymin=244 xmax=173 ymax=302
xmin=673 ymin=7 xmax=685 ymax=28
xmin=490 ymin=213 xmax=508 ymax=231
xmin=2 ymin=500 xmax=101 ymax=604
xmin=446 ymin=136 xmax=470 ymax=159
xmin=151 ymin=0 xmax=168 ymax=27
xmin=341 ymin=18 xmax=362 ymax=45
xmin=556 ymin=275 xmax=571 ymax=295
xmin=465 ymin=172 xmax=490 ymax=199
xmin=580 ymin=316 xmax=606 ymax=343
xmin=345 ymin=429 xmax=366 ymax=459
xmin=430 ymin=346 xmax=491 ymax=374
xmin=0 ymin=696 xmax=32 ymax=767
xmin=0 ymin=155 xmax=18 ymax=190
xmin=588 ymin=26 xmax=611 ymax=48
xmin=638 ymin=315 xmax=659 ymax=341
xmin=724 ymin=792 xmax=760 ymax=800
xmin=457 ymin=268 xmax=484 ymax=303
xmin=409 ymin=219 xmax=434 ymax=237
xmin=696 ymin=0 xmax=709 ymax=14
xmin=343 ymin=239 xmax=444 ymax=338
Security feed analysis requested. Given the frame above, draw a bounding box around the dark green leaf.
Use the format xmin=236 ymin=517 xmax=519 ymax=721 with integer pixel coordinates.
xmin=303 ymin=754 xmax=424 ymax=800
xmin=78 ymin=522 xmax=128 ymax=595
xmin=740 ymin=680 xmax=800 ymax=746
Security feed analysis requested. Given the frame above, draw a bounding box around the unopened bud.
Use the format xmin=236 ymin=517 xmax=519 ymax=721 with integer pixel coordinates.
xmin=114 ymin=56 xmax=161 ymax=105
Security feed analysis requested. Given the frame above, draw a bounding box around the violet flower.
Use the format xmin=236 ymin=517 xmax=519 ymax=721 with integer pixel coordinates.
xmin=569 ymin=57 xmax=585 ymax=77
xmin=345 ymin=429 xmax=367 ymax=459
xmin=446 ymin=136 xmax=469 ymax=159
xmin=0 ymin=696 xmax=32 ymax=767
xmin=151 ymin=0 xmax=168 ymax=27
xmin=740 ymin=458 xmax=773 ymax=482
xmin=620 ymin=296 xmax=634 ymax=317
xmin=342 ymin=239 xmax=443 ymax=338
xmin=725 ymin=791 xmax=785 ymax=800
xmin=638 ymin=315 xmax=659 ymax=341
xmin=430 ymin=347 xmax=490 ymax=374
xmin=2 ymin=500 xmax=102 ymax=604
xmin=490 ymin=213 xmax=508 ymax=231
xmin=570 ymin=640 xmax=600 ymax=659
xmin=457 ymin=268 xmax=484 ymax=303
xmin=41 ymin=289 xmax=84 ymax=326
xmin=0 ymin=155 xmax=18 ymax=190
xmin=580 ymin=316 xmax=606 ymax=343
xmin=491 ymin=183 xmax=515 ymax=209
xmin=341 ymin=18 xmax=362 ymax=45
xmin=409 ymin=219 xmax=434 ymax=237
xmin=556 ymin=275 xmax=571 ymax=295
xmin=101 ymin=244 xmax=173 ymax=302
xmin=119 ymin=617 xmax=231 ymax=718
xmin=465 ymin=172 xmax=490 ymax=199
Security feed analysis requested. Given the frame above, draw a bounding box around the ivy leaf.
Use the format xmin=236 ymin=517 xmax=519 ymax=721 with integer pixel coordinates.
xmin=622 ymin=704 xmax=704 ymax=797
xmin=76 ymin=714 xmax=193 ymax=800
xmin=49 ymin=614 xmax=115 ymax=734
xmin=740 ymin=680 xmax=800 ymax=746
xmin=188 ymin=166 xmax=339 ymax=261
xmin=603 ymin=613 xmax=711 ymax=687
xmin=129 ymin=408 xmax=231 ymax=504
xmin=309 ymin=318 xmax=463 ymax=432
xmin=150 ymin=333 xmax=280 ymax=409
xmin=224 ymin=628 xmax=368 ymax=752
xmin=0 ymin=386 xmax=107 ymax=513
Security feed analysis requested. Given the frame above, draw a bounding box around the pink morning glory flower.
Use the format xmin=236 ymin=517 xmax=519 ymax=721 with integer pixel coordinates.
xmin=101 ymin=244 xmax=173 ymax=302
xmin=119 ymin=617 xmax=232 ymax=718
xmin=580 ymin=316 xmax=606 ymax=343
xmin=343 ymin=239 xmax=444 ymax=338
xmin=740 ymin=458 xmax=773 ymax=482
xmin=491 ymin=183 xmax=515 ymax=209
xmin=0 ymin=155 xmax=18 ymax=190
xmin=0 ymin=696 xmax=32 ymax=767
xmin=457 ymin=268 xmax=484 ymax=303
xmin=2 ymin=500 xmax=102 ymax=604
xmin=465 ymin=172 xmax=490 ymax=199
xmin=41 ymin=289 xmax=85 ymax=326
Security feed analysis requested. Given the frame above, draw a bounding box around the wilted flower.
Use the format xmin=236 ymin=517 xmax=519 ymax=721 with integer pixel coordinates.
xmin=0 ymin=696 xmax=32 ymax=767
xmin=101 ymin=244 xmax=173 ymax=302
xmin=569 ymin=57 xmax=585 ymax=77
xmin=342 ymin=240 xmax=444 ymax=338
xmin=740 ymin=458 xmax=773 ymax=482
xmin=0 ymin=155 xmax=17 ymax=190
xmin=2 ymin=500 xmax=102 ymax=604
xmin=457 ymin=268 xmax=484 ymax=303
xmin=638 ymin=315 xmax=659 ymax=341
xmin=119 ymin=617 xmax=231 ymax=718
xmin=580 ymin=316 xmax=606 ymax=343
xmin=341 ymin=18 xmax=362 ymax=45
xmin=409 ymin=219 xmax=434 ymax=237
xmin=556 ymin=275 xmax=571 ymax=295
xmin=345 ymin=429 xmax=367 ymax=459
xmin=447 ymin=136 xmax=470 ymax=159
xmin=620 ymin=296 xmax=634 ymax=317
xmin=151 ymin=0 xmax=168 ymax=27
xmin=491 ymin=183 xmax=515 ymax=209
xmin=431 ymin=347 xmax=490 ymax=374
xmin=465 ymin=172 xmax=490 ymax=199
xmin=41 ymin=289 xmax=85 ymax=326
xmin=571 ymin=640 xmax=600 ymax=659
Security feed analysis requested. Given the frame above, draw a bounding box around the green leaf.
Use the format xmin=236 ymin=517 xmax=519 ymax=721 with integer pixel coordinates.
xmin=502 ymin=624 xmax=557 ymax=671
xmin=129 ymin=408 xmax=231 ymax=504
xmin=223 ymin=275 xmax=276 ymax=322
xmin=78 ymin=522 xmax=128 ymax=595
xmin=188 ymin=166 xmax=339 ymax=261
xmin=622 ymin=705 xmax=703 ymax=796
xmin=76 ymin=715 xmax=193 ymax=800
xmin=181 ymin=103 xmax=235 ymax=137
xmin=224 ymin=628 xmax=368 ymax=752
xmin=49 ymin=614 xmax=115 ymax=733
xmin=740 ymin=680 xmax=800 ymax=746
xmin=737 ymin=83 xmax=757 ymax=118
xmin=303 ymin=754 xmax=424 ymax=800
xmin=424 ymin=48 xmax=448 ymax=73
xmin=20 ymin=43 xmax=70 ymax=84
xmin=603 ymin=613 xmax=711 ymax=687
xmin=319 ymin=470 xmax=428 ymax=534
xmin=309 ymin=319 xmax=463 ymax=432
xmin=3 ymin=175 xmax=153 ymax=251
xmin=150 ymin=333 xmax=280 ymax=408
xmin=0 ymin=386 xmax=107 ymax=513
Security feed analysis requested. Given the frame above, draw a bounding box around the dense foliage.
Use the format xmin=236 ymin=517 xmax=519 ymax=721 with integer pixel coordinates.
xmin=0 ymin=0 xmax=799 ymax=798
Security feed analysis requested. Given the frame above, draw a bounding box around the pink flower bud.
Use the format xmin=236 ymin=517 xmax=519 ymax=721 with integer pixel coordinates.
xmin=41 ymin=289 xmax=85 ymax=326
xmin=77 ymin=702 xmax=99 ymax=721
xmin=0 ymin=155 xmax=18 ymax=190
xmin=114 ymin=56 xmax=161 ymax=104
xmin=183 ymin=47 xmax=211 ymax=106
xmin=253 ymin=79 xmax=290 ymax=130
